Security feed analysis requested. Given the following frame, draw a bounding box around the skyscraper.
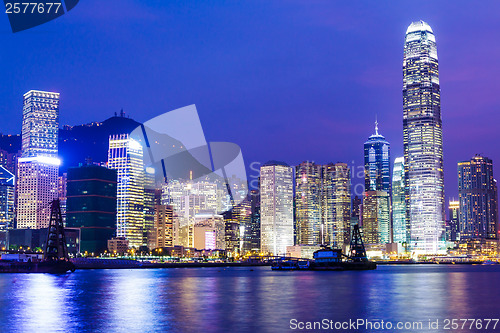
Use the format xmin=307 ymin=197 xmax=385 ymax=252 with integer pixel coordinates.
xmin=361 ymin=190 xmax=390 ymax=245
xmin=322 ymin=163 xmax=351 ymax=249
xmin=0 ymin=166 xmax=15 ymax=230
xmin=16 ymin=90 xmax=60 ymax=229
xmin=447 ymin=200 xmax=460 ymax=242
xmin=66 ymin=164 xmax=117 ymax=254
xmin=403 ymin=21 xmax=445 ymax=253
xmin=260 ymin=161 xmax=294 ymax=255
xmin=458 ymin=155 xmax=498 ymax=240
xmin=295 ymin=161 xmax=322 ymax=245
xmin=364 ymin=121 xmax=391 ymax=193
xmin=392 ymin=157 xmax=408 ymax=244
xmin=108 ymin=134 xmax=145 ymax=249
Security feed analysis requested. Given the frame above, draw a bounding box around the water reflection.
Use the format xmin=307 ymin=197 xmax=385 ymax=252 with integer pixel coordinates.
xmin=0 ymin=265 xmax=498 ymax=332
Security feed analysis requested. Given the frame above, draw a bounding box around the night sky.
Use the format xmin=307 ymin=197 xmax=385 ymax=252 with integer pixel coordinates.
xmin=1 ymin=0 xmax=500 ymax=202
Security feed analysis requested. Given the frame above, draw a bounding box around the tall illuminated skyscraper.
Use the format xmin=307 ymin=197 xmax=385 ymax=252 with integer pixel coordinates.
xmin=322 ymin=163 xmax=351 ymax=249
xmin=16 ymin=90 xmax=60 ymax=229
xmin=458 ymin=155 xmax=498 ymax=240
xmin=403 ymin=21 xmax=445 ymax=253
xmin=447 ymin=200 xmax=460 ymax=242
xmin=392 ymin=157 xmax=408 ymax=244
xmin=260 ymin=161 xmax=293 ymax=255
xmin=361 ymin=190 xmax=390 ymax=245
xmin=108 ymin=134 xmax=145 ymax=248
xmin=364 ymin=121 xmax=391 ymax=193
xmin=295 ymin=161 xmax=322 ymax=245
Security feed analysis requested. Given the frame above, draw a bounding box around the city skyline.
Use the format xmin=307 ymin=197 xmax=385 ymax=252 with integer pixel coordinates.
xmin=1 ymin=1 xmax=500 ymax=205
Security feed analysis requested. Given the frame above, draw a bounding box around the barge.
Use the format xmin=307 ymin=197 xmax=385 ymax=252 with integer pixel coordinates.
xmin=272 ymin=225 xmax=376 ymax=271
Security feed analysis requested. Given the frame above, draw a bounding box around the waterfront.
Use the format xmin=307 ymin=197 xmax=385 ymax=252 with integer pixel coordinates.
xmin=0 ymin=265 xmax=499 ymax=332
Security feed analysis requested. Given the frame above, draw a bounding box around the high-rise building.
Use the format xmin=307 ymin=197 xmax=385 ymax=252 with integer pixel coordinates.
xmin=260 ymin=161 xmax=294 ymax=255
xmin=247 ymin=190 xmax=261 ymax=252
xmin=108 ymin=134 xmax=145 ymax=248
xmin=0 ymin=166 xmax=15 ymax=230
xmin=295 ymin=161 xmax=322 ymax=245
xmin=361 ymin=190 xmax=391 ymax=245
xmin=16 ymin=90 xmax=60 ymax=229
xmin=143 ymin=167 xmax=156 ymax=249
xmin=364 ymin=121 xmax=391 ymax=192
xmin=392 ymin=157 xmax=408 ymax=244
xmin=403 ymin=21 xmax=445 ymax=253
xmin=447 ymin=200 xmax=460 ymax=242
xmin=66 ymin=164 xmax=117 ymax=254
xmin=151 ymin=204 xmax=174 ymax=249
xmin=322 ymin=163 xmax=351 ymax=249
xmin=458 ymin=155 xmax=498 ymax=240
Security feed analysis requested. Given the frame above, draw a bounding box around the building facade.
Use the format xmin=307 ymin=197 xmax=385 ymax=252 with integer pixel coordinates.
xmin=448 ymin=200 xmax=460 ymax=242
xmin=295 ymin=161 xmax=322 ymax=245
xmin=260 ymin=161 xmax=294 ymax=256
xmin=151 ymin=204 xmax=174 ymax=249
xmin=322 ymin=163 xmax=351 ymax=249
xmin=66 ymin=164 xmax=117 ymax=254
xmin=0 ymin=166 xmax=14 ymax=230
xmin=458 ymin=155 xmax=498 ymax=240
xmin=16 ymin=90 xmax=60 ymax=229
xmin=361 ymin=190 xmax=391 ymax=246
xmin=364 ymin=121 xmax=391 ymax=193
xmin=403 ymin=21 xmax=445 ymax=253
xmin=108 ymin=134 xmax=145 ymax=248
xmin=392 ymin=157 xmax=408 ymax=244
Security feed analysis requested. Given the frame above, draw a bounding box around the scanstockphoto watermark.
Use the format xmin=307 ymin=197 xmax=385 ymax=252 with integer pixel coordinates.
xmin=289 ymin=318 xmax=500 ymax=331
xmin=248 ymin=160 xmax=367 ymax=196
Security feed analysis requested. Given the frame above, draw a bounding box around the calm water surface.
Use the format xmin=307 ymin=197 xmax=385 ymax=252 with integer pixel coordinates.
xmin=0 ymin=265 xmax=499 ymax=332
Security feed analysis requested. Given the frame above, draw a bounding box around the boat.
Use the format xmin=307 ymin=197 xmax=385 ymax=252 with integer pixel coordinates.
xmin=271 ymin=225 xmax=376 ymax=271
xmin=0 ymin=200 xmax=76 ymax=274
xmin=271 ymin=260 xmax=298 ymax=270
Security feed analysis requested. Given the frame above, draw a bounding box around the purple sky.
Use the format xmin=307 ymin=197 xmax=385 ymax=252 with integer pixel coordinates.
xmin=1 ymin=0 xmax=500 ymax=202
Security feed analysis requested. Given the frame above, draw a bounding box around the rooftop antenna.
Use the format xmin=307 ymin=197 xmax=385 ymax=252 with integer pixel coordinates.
xmin=375 ymin=115 xmax=379 ymax=135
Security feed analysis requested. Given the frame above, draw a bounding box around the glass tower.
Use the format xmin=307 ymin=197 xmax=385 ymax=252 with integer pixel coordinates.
xmin=458 ymin=155 xmax=498 ymax=240
xmin=403 ymin=21 xmax=445 ymax=253
xmin=260 ymin=161 xmax=294 ymax=256
xmin=295 ymin=161 xmax=322 ymax=245
xmin=16 ymin=90 xmax=60 ymax=229
xmin=322 ymin=163 xmax=351 ymax=249
xmin=108 ymin=134 xmax=145 ymax=249
xmin=391 ymin=157 xmax=408 ymax=244
xmin=364 ymin=121 xmax=391 ymax=193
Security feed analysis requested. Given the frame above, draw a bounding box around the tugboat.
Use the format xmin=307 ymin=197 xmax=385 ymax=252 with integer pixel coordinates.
xmin=0 ymin=200 xmax=76 ymax=274
xmin=271 ymin=225 xmax=376 ymax=271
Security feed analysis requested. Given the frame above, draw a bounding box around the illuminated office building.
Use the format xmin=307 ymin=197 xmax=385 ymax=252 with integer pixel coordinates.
xmin=361 ymin=190 xmax=390 ymax=245
xmin=66 ymin=164 xmax=117 ymax=254
xmin=143 ymin=167 xmax=156 ymax=248
xmin=403 ymin=21 xmax=445 ymax=253
xmin=16 ymin=90 xmax=60 ymax=229
xmin=392 ymin=157 xmax=408 ymax=244
xmin=260 ymin=161 xmax=294 ymax=255
xmin=151 ymin=204 xmax=174 ymax=248
xmin=322 ymin=163 xmax=351 ymax=249
xmin=0 ymin=166 xmax=15 ymax=230
xmin=108 ymin=134 xmax=145 ymax=248
xmin=364 ymin=121 xmax=391 ymax=192
xmin=295 ymin=161 xmax=322 ymax=245
xmin=458 ymin=155 xmax=498 ymax=239
xmin=447 ymin=200 xmax=460 ymax=242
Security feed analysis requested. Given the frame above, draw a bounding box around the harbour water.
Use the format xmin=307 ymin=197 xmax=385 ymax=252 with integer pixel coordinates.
xmin=0 ymin=265 xmax=499 ymax=332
